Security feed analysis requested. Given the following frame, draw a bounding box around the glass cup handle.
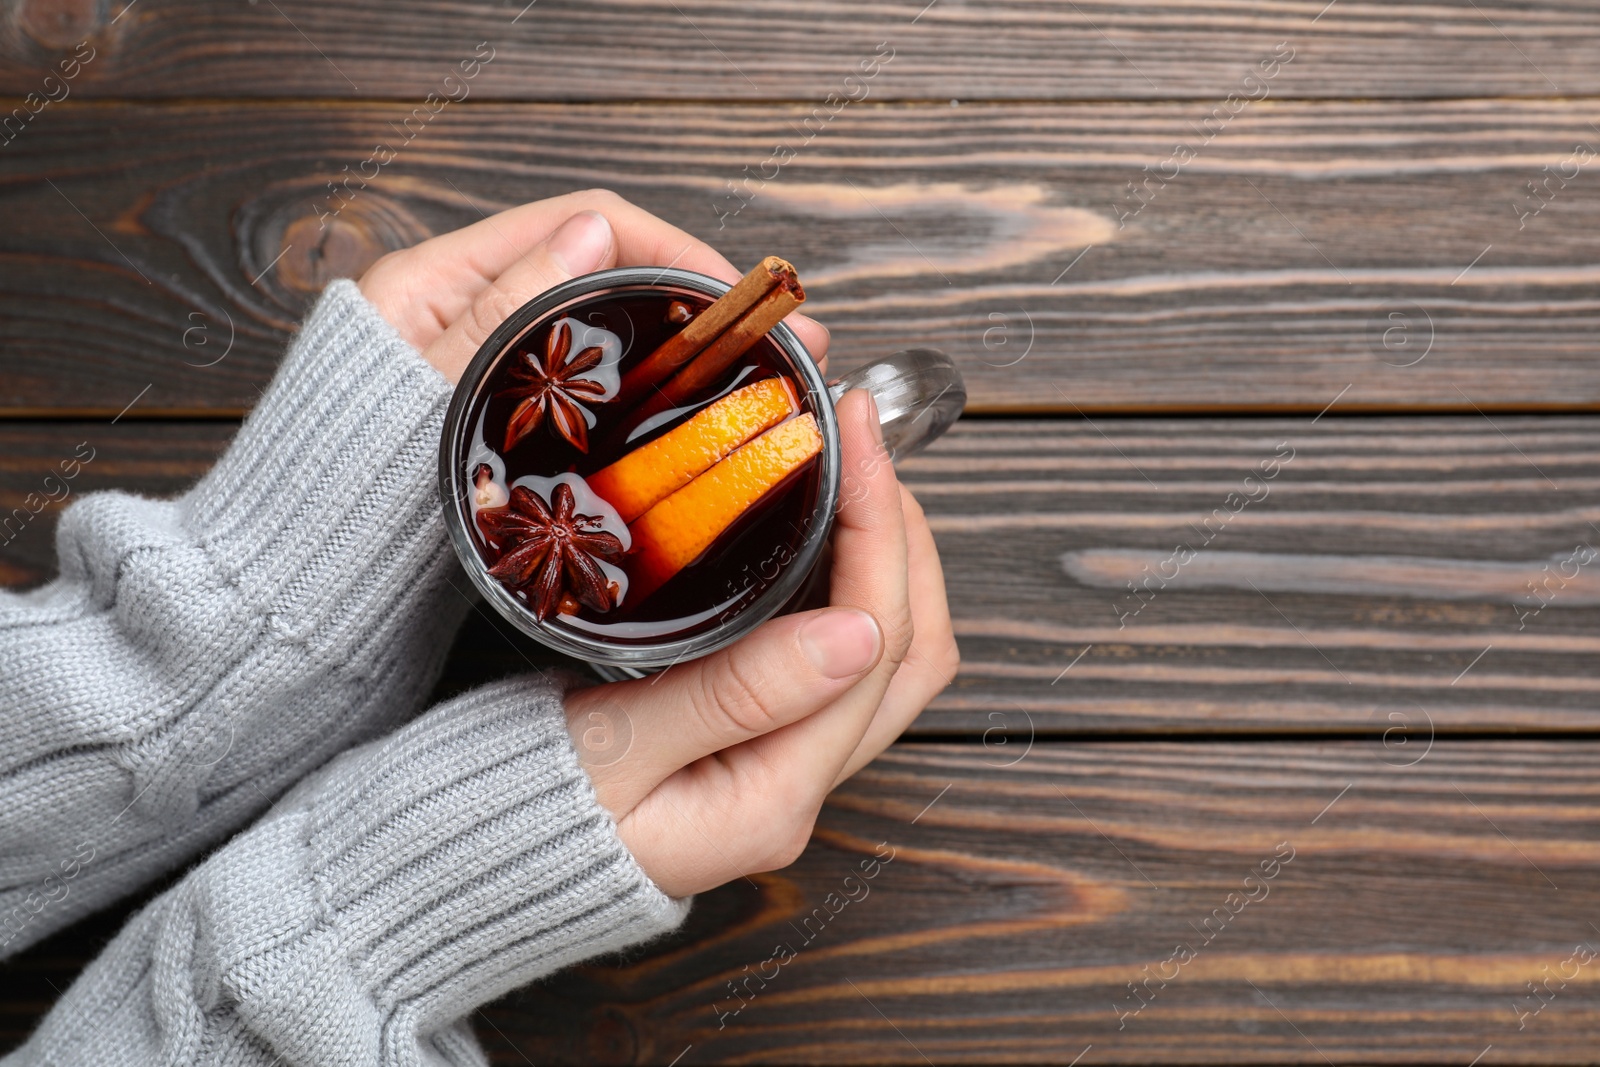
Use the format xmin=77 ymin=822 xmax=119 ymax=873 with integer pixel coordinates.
xmin=826 ymin=348 xmax=967 ymax=462
xmin=592 ymin=351 xmax=963 ymax=685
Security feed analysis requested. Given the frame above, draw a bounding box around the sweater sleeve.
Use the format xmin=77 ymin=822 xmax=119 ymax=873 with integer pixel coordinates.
xmin=0 ymin=280 xmax=471 ymax=957
xmin=4 ymin=675 xmax=691 ymax=1067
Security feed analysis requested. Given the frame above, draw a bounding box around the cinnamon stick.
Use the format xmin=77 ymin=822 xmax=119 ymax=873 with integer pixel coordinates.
xmin=616 ymin=256 xmax=801 ymax=406
xmin=655 ymin=277 xmax=804 ymax=407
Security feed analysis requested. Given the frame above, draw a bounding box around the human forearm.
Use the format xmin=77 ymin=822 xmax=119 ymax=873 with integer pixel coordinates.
xmin=4 ymin=676 xmax=688 ymax=1067
xmin=0 ymin=280 xmax=467 ymax=955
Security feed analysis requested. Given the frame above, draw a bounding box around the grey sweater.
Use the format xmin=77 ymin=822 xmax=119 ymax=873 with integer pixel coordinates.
xmin=0 ymin=281 xmax=690 ymax=1064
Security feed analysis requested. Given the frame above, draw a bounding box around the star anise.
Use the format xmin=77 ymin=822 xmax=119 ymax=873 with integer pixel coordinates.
xmin=502 ymin=321 xmax=608 ymax=453
xmin=477 ymin=482 xmax=624 ymax=620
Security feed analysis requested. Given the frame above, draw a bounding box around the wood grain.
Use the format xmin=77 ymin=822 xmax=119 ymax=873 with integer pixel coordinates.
xmin=1 ymin=0 xmax=1598 ymax=101
xmin=5 ymin=100 xmax=1600 ymax=415
xmin=7 ymin=418 xmax=1597 ymax=734
xmin=911 ymin=415 xmax=1600 ymax=735
xmin=2 ymin=742 xmax=1592 ymax=1061
xmin=3 ymin=3 xmax=1592 ymax=1064
xmin=473 ymin=742 xmax=1600 ymax=1063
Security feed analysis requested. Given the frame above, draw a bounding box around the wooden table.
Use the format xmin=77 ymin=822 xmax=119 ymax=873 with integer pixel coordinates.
xmin=4 ymin=1 xmax=1599 ymax=1061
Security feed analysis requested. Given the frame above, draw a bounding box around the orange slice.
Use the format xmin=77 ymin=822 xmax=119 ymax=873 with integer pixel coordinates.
xmin=587 ymin=377 xmax=799 ymax=523
xmin=627 ymin=412 xmax=823 ymax=603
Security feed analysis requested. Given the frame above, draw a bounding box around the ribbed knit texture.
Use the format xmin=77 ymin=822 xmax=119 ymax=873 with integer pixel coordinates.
xmin=0 ymin=280 xmax=464 ymax=958
xmin=7 ymin=676 xmax=690 ymax=1066
xmin=0 ymin=280 xmax=691 ymax=1063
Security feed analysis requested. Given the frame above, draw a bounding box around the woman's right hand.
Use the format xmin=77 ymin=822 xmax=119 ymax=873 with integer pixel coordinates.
xmin=566 ymin=389 xmax=959 ymax=898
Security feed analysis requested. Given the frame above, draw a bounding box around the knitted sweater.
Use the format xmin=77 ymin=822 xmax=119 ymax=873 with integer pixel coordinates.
xmin=0 ymin=281 xmax=690 ymax=1064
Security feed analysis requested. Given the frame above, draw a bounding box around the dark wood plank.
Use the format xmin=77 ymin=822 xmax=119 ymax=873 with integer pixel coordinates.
xmin=477 ymin=742 xmax=1600 ymax=1063
xmin=2 ymin=0 xmax=1598 ymax=100
xmin=5 ymin=100 xmax=1600 ymax=415
xmin=915 ymin=415 xmax=1600 ymax=735
xmin=3 ymin=742 xmax=1593 ymax=1061
xmin=7 ymin=418 xmax=1598 ymax=734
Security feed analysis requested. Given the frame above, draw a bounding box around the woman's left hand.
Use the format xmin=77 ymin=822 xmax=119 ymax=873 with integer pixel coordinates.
xmin=357 ymin=188 xmax=830 ymax=383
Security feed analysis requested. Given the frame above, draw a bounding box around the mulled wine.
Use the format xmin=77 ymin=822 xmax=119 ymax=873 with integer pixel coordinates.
xmin=453 ymin=265 xmax=826 ymax=648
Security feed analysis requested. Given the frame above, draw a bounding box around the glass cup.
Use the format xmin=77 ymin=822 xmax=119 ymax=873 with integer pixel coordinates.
xmin=438 ymin=266 xmax=965 ymax=676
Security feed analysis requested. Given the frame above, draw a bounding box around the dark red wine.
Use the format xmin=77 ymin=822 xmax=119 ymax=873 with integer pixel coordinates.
xmin=458 ymin=286 xmax=823 ymax=646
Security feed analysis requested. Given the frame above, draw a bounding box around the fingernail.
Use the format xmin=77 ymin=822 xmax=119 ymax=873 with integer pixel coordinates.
xmin=798 ymin=609 xmax=882 ymax=678
xmin=864 ymin=390 xmax=885 ymax=448
xmin=545 ymin=210 xmax=613 ymax=277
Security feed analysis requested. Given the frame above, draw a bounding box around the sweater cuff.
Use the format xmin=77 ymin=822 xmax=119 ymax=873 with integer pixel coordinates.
xmin=183 ymin=279 xmax=455 ymax=648
xmin=211 ymin=675 xmax=690 ymax=1048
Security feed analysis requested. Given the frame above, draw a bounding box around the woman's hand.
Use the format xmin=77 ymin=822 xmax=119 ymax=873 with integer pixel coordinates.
xmin=567 ymin=389 xmax=959 ymax=898
xmin=358 ymin=188 xmax=829 ymax=383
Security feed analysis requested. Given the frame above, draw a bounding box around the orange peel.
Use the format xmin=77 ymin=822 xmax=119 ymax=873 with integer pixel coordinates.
xmin=588 ymin=377 xmax=799 ymax=523
xmin=626 ymin=412 xmax=823 ymax=603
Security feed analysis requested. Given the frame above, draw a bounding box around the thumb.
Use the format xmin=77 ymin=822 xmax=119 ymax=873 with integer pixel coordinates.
xmin=422 ymin=208 xmax=617 ymax=383
xmin=566 ymin=606 xmax=883 ymax=817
